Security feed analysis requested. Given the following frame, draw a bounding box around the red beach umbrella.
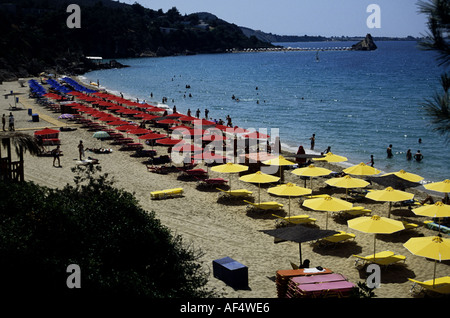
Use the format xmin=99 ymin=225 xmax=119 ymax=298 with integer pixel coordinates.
xmin=178 ymin=115 xmax=199 ymax=122
xmin=181 ymin=128 xmax=207 ymax=136
xmin=193 ymin=119 xmax=216 ymax=126
xmin=134 ymin=113 xmax=160 ymax=121
xmin=116 ymin=124 xmax=139 ymax=131
xmin=214 ymin=125 xmax=230 ymax=131
xmin=107 ymin=120 xmax=129 ymax=126
xmin=127 ymin=128 xmax=151 ymax=135
xmin=34 ymin=128 xmax=59 ymax=137
xmin=242 ymin=131 xmax=270 ymax=139
xmin=107 ymin=105 xmax=125 ymax=111
xmin=172 ymin=144 xmax=203 ymax=152
xmin=65 ymin=102 xmax=84 ymax=107
xmin=166 ymin=113 xmax=184 ymax=118
xmin=97 ymin=115 xmax=118 ymax=122
xmin=157 ymin=119 xmax=180 ymax=125
xmin=145 ymin=106 xmax=166 ymax=113
xmin=117 ymin=108 xmax=142 ymax=115
xmin=192 ymin=151 xmax=228 ymax=163
xmin=138 ymin=132 xmax=167 ymax=140
xmin=156 ymin=138 xmax=185 ymax=146
xmin=201 ymin=134 xmax=227 ymax=142
xmin=170 ymin=125 xmax=191 ymax=131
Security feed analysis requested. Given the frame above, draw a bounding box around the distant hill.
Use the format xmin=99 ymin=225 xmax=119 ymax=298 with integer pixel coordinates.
xmin=0 ymin=0 xmax=271 ymax=81
xmin=240 ymin=26 xmax=420 ymax=43
xmin=240 ymin=27 xmax=328 ymax=43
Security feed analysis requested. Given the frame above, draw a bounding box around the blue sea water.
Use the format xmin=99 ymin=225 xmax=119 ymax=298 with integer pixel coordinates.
xmin=81 ymin=41 xmax=449 ymax=183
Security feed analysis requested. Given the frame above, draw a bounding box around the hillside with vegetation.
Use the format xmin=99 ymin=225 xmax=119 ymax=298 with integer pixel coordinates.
xmin=0 ymin=0 xmax=271 ymax=81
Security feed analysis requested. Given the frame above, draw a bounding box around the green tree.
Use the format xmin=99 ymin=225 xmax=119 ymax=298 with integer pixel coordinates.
xmin=0 ymin=165 xmax=216 ymax=299
xmin=418 ymin=0 xmax=450 ymax=140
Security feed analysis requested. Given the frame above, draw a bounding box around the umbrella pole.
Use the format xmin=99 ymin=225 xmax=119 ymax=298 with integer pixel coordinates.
xmin=288 ymin=197 xmax=291 ymax=218
xmin=438 ymin=217 xmax=442 ymax=234
xmin=299 ymin=243 xmax=302 ymax=266
xmin=373 ymin=234 xmax=377 ymax=260
xmin=258 ymin=184 xmax=261 ymax=204
xmin=388 ymin=202 xmax=392 ymax=218
xmin=433 ymin=260 xmax=437 ymax=288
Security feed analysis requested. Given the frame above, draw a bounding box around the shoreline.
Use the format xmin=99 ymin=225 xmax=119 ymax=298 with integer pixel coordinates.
xmin=76 ymin=74 xmax=443 ymax=198
xmin=2 ymin=76 xmax=449 ymax=299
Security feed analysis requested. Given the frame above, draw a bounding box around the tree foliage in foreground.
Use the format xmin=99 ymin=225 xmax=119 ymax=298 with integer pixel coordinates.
xmin=418 ymin=0 xmax=450 ymax=140
xmin=0 ymin=165 xmax=216 ymax=299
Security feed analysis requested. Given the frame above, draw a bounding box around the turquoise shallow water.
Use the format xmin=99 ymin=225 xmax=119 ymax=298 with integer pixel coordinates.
xmin=81 ymin=41 xmax=449 ymax=183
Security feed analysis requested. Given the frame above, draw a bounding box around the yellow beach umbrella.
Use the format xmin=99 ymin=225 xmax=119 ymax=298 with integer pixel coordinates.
xmin=303 ymin=195 xmax=353 ymax=229
xmin=262 ymin=155 xmax=295 ymax=182
xmin=381 ymin=169 xmax=424 ymax=183
xmin=313 ymin=152 xmax=348 ymax=163
xmin=348 ymin=215 xmax=405 ymax=259
xmin=211 ymin=162 xmax=248 ymax=189
xmin=425 ymin=179 xmax=450 ymax=194
xmin=292 ymin=164 xmax=332 ymax=189
xmin=239 ymin=171 xmax=280 ymax=203
xmin=268 ymin=183 xmax=312 ymax=217
xmin=404 ymin=236 xmax=450 ymax=287
xmin=262 ymin=155 xmax=295 ymax=166
xmin=413 ymin=202 xmax=450 ymax=233
xmin=343 ymin=162 xmax=381 ymax=176
xmin=366 ymin=186 xmax=414 ymax=218
xmin=325 ymin=175 xmax=370 ymax=199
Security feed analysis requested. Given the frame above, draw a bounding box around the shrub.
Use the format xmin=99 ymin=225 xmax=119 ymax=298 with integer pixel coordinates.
xmin=0 ymin=165 xmax=216 ymax=299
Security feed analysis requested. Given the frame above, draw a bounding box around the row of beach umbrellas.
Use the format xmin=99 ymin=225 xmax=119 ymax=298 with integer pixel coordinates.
xmin=210 ymin=159 xmax=449 ymax=286
xmin=63 ymin=88 xmax=450 ymax=288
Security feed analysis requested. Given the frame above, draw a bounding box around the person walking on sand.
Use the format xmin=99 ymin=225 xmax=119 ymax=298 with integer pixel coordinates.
xmin=2 ymin=114 xmax=5 ymax=131
xmin=78 ymin=140 xmax=85 ymax=161
xmin=8 ymin=112 xmax=14 ymax=131
xmin=367 ymin=155 xmax=375 ymax=167
xmin=310 ymin=134 xmax=315 ymax=150
xmin=52 ymin=145 xmax=62 ymax=167
xmin=386 ymin=144 xmax=393 ymax=158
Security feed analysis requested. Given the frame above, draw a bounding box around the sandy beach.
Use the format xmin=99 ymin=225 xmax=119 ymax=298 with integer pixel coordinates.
xmin=1 ymin=77 xmax=448 ymax=299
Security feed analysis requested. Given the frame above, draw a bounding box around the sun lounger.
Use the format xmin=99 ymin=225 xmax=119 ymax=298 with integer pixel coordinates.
xmin=408 ymin=277 xmax=450 ymax=295
xmin=150 ymin=188 xmax=184 ymax=200
xmin=321 ymin=231 xmax=356 ymax=244
xmin=424 ymin=221 xmax=450 ymax=234
xmin=341 ymin=206 xmax=372 ymax=217
xmin=196 ymin=177 xmax=228 ymax=187
xmin=216 ymin=188 xmax=253 ymax=197
xmin=146 ymin=165 xmax=176 ymax=174
xmin=244 ymin=200 xmax=283 ymax=211
xmin=177 ymin=167 xmax=208 ymax=179
xmin=353 ymin=251 xmax=406 ymax=267
xmin=287 ymin=274 xmax=356 ymax=298
xmin=402 ymin=220 xmax=418 ymax=230
xmin=272 ymin=214 xmax=317 ymax=225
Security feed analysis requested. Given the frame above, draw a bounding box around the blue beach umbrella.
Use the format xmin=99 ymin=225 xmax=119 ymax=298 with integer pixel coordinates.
xmin=93 ymin=131 xmax=109 ymax=148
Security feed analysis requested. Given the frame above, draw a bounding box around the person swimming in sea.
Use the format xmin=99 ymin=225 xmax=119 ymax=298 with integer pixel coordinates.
xmin=406 ymin=149 xmax=412 ymax=160
xmin=387 ymin=144 xmax=393 ymax=158
xmin=414 ymin=150 xmax=423 ymax=162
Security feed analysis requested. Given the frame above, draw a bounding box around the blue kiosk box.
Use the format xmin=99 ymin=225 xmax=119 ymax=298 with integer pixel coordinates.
xmin=212 ymin=257 xmax=248 ymax=289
